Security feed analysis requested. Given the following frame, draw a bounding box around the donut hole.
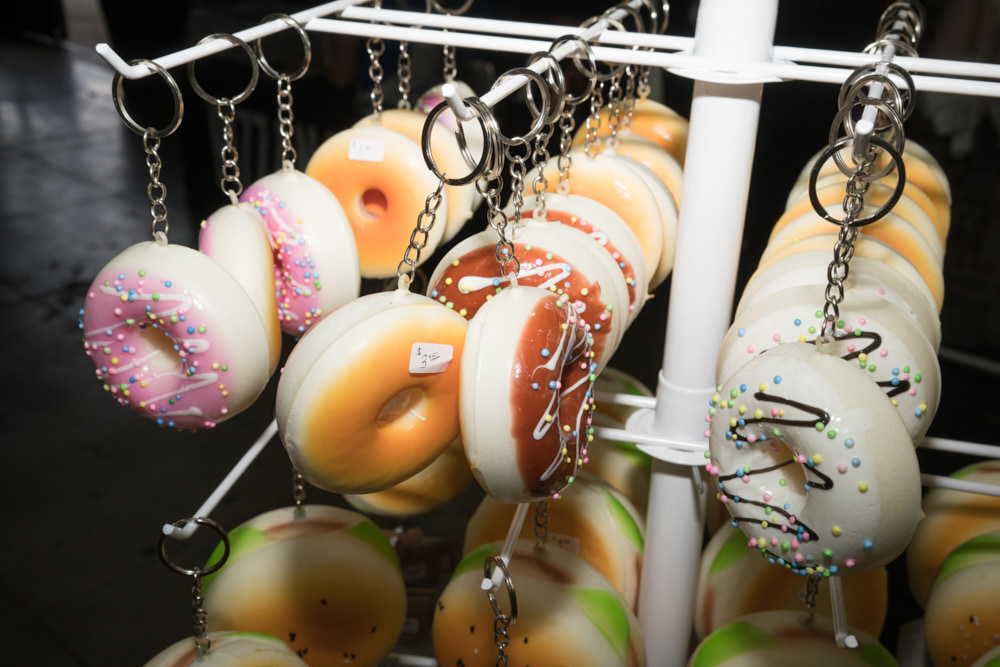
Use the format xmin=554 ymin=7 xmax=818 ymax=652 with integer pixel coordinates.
xmin=377 ymin=387 xmax=425 ymax=428
xmin=139 ymin=325 xmax=183 ymax=374
xmin=359 ymin=188 xmax=389 ymax=220
xmin=744 ymin=439 xmax=808 ymax=518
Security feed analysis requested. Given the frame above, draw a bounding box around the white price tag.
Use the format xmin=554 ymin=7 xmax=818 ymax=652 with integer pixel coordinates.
xmin=348 ymin=138 xmax=385 ymax=162
xmin=548 ymin=532 xmax=581 ymax=555
xmin=409 ymin=343 xmax=453 ymax=374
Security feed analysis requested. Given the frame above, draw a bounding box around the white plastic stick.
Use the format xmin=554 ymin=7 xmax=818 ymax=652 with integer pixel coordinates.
xmin=920 ymin=437 xmax=1000 ymax=459
xmin=593 ymin=391 xmax=657 ymax=410
xmin=922 ymin=474 xmax=1000 ymax=498
xmin=829 ymin=576 xmax=860 ymax=648
xmin=481 ymin=502 xmax=530 ymax=591
xmin=161 ymin=419 xmax=279 ymax=540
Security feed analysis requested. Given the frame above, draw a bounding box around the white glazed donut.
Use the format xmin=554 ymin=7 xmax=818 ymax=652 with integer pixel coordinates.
xmin=305 ymin=125 xmax=446 ymax=278
xmin=687 ymin=610 xmax=898 ymax=667
xmin=463 ymin=472 xmax=646 ymax=610
xmin=694 ymin=523 xmax=889 ymax=641
xmin=276 ymin=288 xmax=468 ymax=494
xmin=461 ymin=286 xmax=597 ymax=503
xmin=706 ymin=342 xmax=923 ymax=575
xmin=144 ymin=631 xmax=307 ymax=666
xmin=199 ymin=202 xmax=283 ymax=373
xmin=433 ymin=540 xmax=646 ymax=667
xmin=202 ymin=505 xmax=406 ymax=666
xmin=523 ymin=151 xmax=665 ymax=288
xmin=924 ymin=531 xmax=1000 ymax=667
xmin=756 ymin=232 xmax=943 ymax=313
xmin=425 ymin=219 xmax=630 ymax=373
xmin=509 ymin=193 xmax=649 ymax=325
xmin=737 ymin=250 xmax=941 ymax=351
xmin=80 ymin=240 xmax=270 ymax=430
xmin=353 ymin=109 xmax=476 ymax=242
xmin=717 ymin=286 xmax=941 ymax=444
xmin=572 ymin=98 xmax=690 ymax=165
xmin=239 ymin=168 xmax=360 ymax=336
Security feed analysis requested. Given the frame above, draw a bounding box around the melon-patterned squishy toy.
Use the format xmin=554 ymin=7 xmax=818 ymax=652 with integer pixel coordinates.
xmin=144 ymin=631 xmax=307 ymax=667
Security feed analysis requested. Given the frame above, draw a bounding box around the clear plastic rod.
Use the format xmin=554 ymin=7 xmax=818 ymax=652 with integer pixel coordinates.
xmin=829 ymin=576 xmax=860 ymax=648
xmin=161 ymin=419 xmax=279 ymax=540
xmin=482 ymin=502 xmax=530 ymax=591
xmin=922 ymin=473 xmax=1000 ymax=498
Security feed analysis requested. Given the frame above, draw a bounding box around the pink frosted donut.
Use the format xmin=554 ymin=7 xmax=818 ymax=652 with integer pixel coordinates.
xmin=510 ymin=193 xmax=649 ymax=325
xmin=144 ymin=631 xmax=307 ymax=666
xmin=425 ymin=220 xmax=630 ymax=373
xmin=199 ymin=202 xmax=283 ymax=374
xmin=239 ymin=169 xmax=360 ymax=336
xmin=717 ymin=286 xmax=941 ymax=444
xmin=706 ymin=342 xmax=923 ymax=575
xmin=461 ymin=286 xmax=597 ymax=502
xmin=80 ymin=240 xmax=270 ymax=430
xmin=737 ymin=250 xmax=941 ymax=351
xmin=305 ymin=125 xmax=446 ymax=279
xmin=525 ymin=151 xmax=665 ymax=288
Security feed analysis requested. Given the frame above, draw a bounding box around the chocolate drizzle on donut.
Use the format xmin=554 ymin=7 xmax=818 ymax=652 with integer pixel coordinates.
xmin=730 ymin=392 xmax=830 ymax=444
xmin=808 ymin=329 xmax=911 ymax=398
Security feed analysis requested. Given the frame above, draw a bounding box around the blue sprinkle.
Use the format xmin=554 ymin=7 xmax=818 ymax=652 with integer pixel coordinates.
xmin=737 ymin=419 xmax=746 ymax=427
xmin=278 ymin=201 xmax=286 ymax=208
xmin=794 ymin=318 xmax=802 ymax=326
xmin=863 ymin=539 xmax=874 ymax=550
xmin=541 ymin=348 xmax=550 ymax=358
xmin=594 ymin=324 xmax=601 ymax=330
xmin=735 ymin=441 xmax=744 ymax=449
xmin=115 ymin=284 xmax=123 ymax=292
xmin=784 ymin=503 xmax=791 ymax=510
xmin=844 ymin=438 xmax=855 ymax=448
xmin=830 ymin=566 xmax=838 ymax=574
xmin=891 ymin=378 xmax=900 ymax=386
xmin=548 ymin=381 xmax=557 ymax=389
xmin=804 ymin=483 xmax=811 ymax=492
xmin=187 ymin=327 xmax=195 ymax=334
xmin=118 ymin=273 xmax=125 ymax=280
xmin=165 ymin=281 xmax=172 ymax=287
xmin=914 ymin=408 xmax=923 ymax=416
xmin=737 ymin=328 xmax=746 ymax=337
xmin=129 ymin=376 xmax=135 ymax=383
xmin=774 ymin=376 xmax=782 ymax=384
xmin=733 ymin=496 xmax=741 ymax=502
xmin=619 ymin=261 xmax=626 ymax=268
xmin=492 ymin=278 xmax=500 ymax=287
xmin=531 ymin=383 xmax=539 ymax=390
xmin=725 ymin=430 xmax=733 ymax=440
xmin=892 ymin=367 xmax=900 ymax=376
xmin=852 ymin=457 xmax=861 ymax=467
xmin=739 ymin=384 xmax=747 ymax=393
xmin=730 ymin=520 xmax=738 ymax=528
xmin=736 ymin=468 xmax=744 ymax=477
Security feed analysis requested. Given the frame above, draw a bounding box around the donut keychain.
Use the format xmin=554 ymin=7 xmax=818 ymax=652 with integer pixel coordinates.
xmin=80 ymin=59 xmax=271 ymax=431
xmin=305 ymin=1 xmax=449 ymax=279
xmin=233 ymin=15 xmax=360 ymax=338
xmin=144 ymin=517 xmax=308 ymax=666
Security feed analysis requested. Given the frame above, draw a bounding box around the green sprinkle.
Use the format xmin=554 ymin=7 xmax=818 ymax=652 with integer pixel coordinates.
xmin=823 ymin=548 xmax=834 ymax=559
xmin=151 ymin=293 xmax=161 ymax=301
xmin=781 ymin=541 xmax=790 ymax=551
xmin=772 ymin=428 xmax=781 ymax=437
xmin=138 ymin=269 xmax=146 ymax=277
xmin=853 ymin=329 xmax=863 ymax=337
xmin=808 ymin=326 xmax=816 ymax=334
xmin=868 ymin=364 xmax=876 ymax=372
xmin=837 ymin=320 xmax=845 ymax=329
xmin=545 ymin=252 xmax=553 ymax=260
xmin=198 ymin=326 xmax=206 ymax=333
xmin=779 ymin=479 xmax=787 ymax=487
xmin=827 ymin=430 xmax=837 ymax=439
xmin=730 ymin=389 xmax=739 ymax=399
xmin=814 ymin=422 xmax=824 ymax=431
xmin=914 ymin=373 xmax=922 ymax=382
xmin=125 ymin=318 xmax=135 ymax=326
xmin=169 ymin=315 xmax=178 ymax=323
xmin=903 ymin=366 xmax=910 ymax=373
xmin=814 ymin=310 xmax=822 ymax=318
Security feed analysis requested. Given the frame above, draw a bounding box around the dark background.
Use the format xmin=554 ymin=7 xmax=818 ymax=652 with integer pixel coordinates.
xmin=1 ymin=0 xmax=998 ymax=664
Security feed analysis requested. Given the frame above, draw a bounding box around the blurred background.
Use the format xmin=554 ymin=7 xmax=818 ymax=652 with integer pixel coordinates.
xmin=1 ymin=0 xmax=998 ymax=664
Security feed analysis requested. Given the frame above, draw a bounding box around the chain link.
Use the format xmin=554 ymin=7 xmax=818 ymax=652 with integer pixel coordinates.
xmin=397 ymin=177 xmax=446 ymax=289
xmin=143 ymin=130 xmax=169 ymax=240
xmin=584 ymin=82 xmax=605 ymax=158
xmin=397 ymin=41 xmax=412 ymax=110
xmin=533 ymin=500 xmax=549 ymax=554
xmin=531 ymin=122 xmax=554 ymax=219
xmin=367 ymin=36 xmax=385 ymax=121
xmin=292 ymin=468 xmax=307 ymax=516
xmin=477 ymin=176 xmax=520 ymax=278
xmin=606 ymin=72 xmax=624 ymax=142
xmin=556 ymin=106 xmax=576 ymax=195
xmin=191 ymin=569 xmax=211 ymax=657
xmin=443 ymin=43 xmax=457 ymax=82
xmin=803 ymin=574 xmax=820 ymax=625
xmin=217 ymin=100 xmax=242 ymax=201
xmin=494 ymin=613 xmax=511 ymax=667
xmin=622 ymin=64 xmax=638 ymax=129
xmin=276 ymin=75 xmax=297 ymax=170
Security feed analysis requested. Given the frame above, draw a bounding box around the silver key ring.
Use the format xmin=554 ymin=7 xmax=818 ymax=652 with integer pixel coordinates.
xmin=827 ymin=96 xmax=905 ymax=181
xmin=808 ymin=135 xmax=906 ymax=228
xmin=524 ymin=51 xmax=566 ymax=126
xmin=112 ymin=59 xmax=184 ymax=138
xmin=484 ymin=554 xmax=518 ymax=625
xmin=490 ymin=67 xmax=552 ymax=146
xmin=158 ymin=517 xmax=230 ymax=577
xmin=838 ymin=63 xmax=916 ymax=123
xmin=426 ymin=0 xmax=474 ymax=15
xmin=255 ymin=13 xmax=312 ymax=82
xmin=423 ymin=96 xmax=502 ymax=185
xmin=188 ymin=33 xmax=260 ymax=106
xmin=549 ymin=34 xmax=598 ymax=107
xmin=578 ymin=14 xmax=628 ymax=82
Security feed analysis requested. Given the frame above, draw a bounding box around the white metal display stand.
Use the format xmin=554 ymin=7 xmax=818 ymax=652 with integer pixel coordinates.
xmin=98 ymin=1 xmax=1000 ymax=664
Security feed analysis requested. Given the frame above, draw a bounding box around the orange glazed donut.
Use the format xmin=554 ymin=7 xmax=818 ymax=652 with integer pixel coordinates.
xmin=353 ymin=109 xmax=476 ymax=242
xmin=305 ymin=125 xmax=446 ymax=278
xmin=572 ymin=98 xmax=689 ymax=165
xmin=275 ymin=288 xmax=467 ymax=494
xmin=588 ymin=133 xmax=684 ymax=208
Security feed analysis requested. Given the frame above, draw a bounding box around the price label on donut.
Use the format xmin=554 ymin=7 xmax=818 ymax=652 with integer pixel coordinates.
xmin=409 ymin=343 xmax=453 ymax=374
xmin=547 ymin=532 xmax=581 ymax=555
xmin=348 ymin=139 xmax=385 ymax=162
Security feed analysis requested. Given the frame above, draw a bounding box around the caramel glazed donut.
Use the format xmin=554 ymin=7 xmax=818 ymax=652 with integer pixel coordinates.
xmin=706 ymin=343 xmax=923 ymax=576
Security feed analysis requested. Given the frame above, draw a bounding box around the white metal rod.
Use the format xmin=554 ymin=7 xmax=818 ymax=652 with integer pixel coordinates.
xmin=922 ymin=474 xmax=1000 ymax=498
xmin=775 ymin=45 xmax=1000 ymax=80
xmin=161 ymin=419 xmax=279 ymax=539
xmin=96 ymin=0 xmax=371 ymax=79
xmin=593 ymin=391 xmax=657 ymax=410
xmin=920 ymin=437 xmax=1000 ymax=459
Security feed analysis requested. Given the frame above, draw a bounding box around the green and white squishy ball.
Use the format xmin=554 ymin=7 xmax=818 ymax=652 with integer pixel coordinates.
xmin=144 ymin=631 xmax=307 ymax=666
xmin=202 ymin=505 xmax=406 ymax=666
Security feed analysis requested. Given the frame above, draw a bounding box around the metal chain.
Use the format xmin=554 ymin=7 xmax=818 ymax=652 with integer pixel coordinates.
xmin=506 ymin=138 xmax=529 ymax=225
xmin=584 ymin=82 xmax=605 ymax=158
xmin=478 ymin=176 xmax=520 ymax=278
xmin=606 ymin=72 xmax=624 ymax=143
xmin=292 ymin=468 xmax=307 ymax=518
xmin=803 ymin=574 xmax=820 ymax=625
xmin=556 ymin=105 xmax=576 ymax=195
xmin=367 ymin=36 xmax=385 ymax=121
xmin=276 ymin=75 xmax=297 ymax=170
xmin=494 ymin=613 xmax=512 ymax=667
xmin=533 ymin=500 xmax=549 ymax=554
xmin=443 ymin=43 xmax=457 ymax=82
xmin=531 ymin=122 xmax=554 ymax=219
xmin=397 ymin=41 xmax=412 ymax=110
xmin=217 ymin=99 xmax=242 ymax=201
xmin=623 ymin=64 xmax=638 ymax=129
xmin=397 ymin=177 xmax=447 ymax=289
xmin=191 ymin=569 xmax=211 ymax=657
xmin=143 ymin=130 xmax=169 ymax=241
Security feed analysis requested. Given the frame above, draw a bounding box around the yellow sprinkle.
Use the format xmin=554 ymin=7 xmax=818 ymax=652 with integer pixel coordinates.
xmin=120 ymin=294 xmax=128 ymax=302
xmin=561 ymin=323 xmax=568 ymax=330
xmin=140 ymin=380 xmax=148 ymax=388
xmin=812 ymin=454 xmax=822 ymax=464
xmin=444 ymin=277 xmax=453 ymax=285
xmin=761 ymin=521 xmax=769 ymax=529
xmin=110 ymin=357 xmax=119 ymax=365
xmin=452 ymin=259 xmax=460 ymax=266
xmin=729 ymin=418 xmax=738 ymax=427
xmin=778 ymin=409 xmax=785 ymax=417
xmin=831 ymin=526 xmax=842 ymax=537
xmin=587 ymin=435 xmax=594 ymax=442
xmin=545 ymin=414 xmax=553 ymax=422
xmin=858 ymin=353 xmax=868 ymax=363
xmin=798 ymin=336 xmax=807 ymax=342
xmin=712 ymin=393 xmax=721 ymax=404
xmin=738 ymin=405 xmax=747 ymax=415
xmin=221 ymin=390 xmax=229 ymax=397
xmin=892 ymin=399 xmax=899 ymax=407
xmin=919 ymin=403 xmax=927 ymax=411
xmin=139 ymin=401 xmax=146 ymax=407
xmin=563 ymin=425 xmax=571 ymax=432
xmin=212 ymin=362 xmax=220 ymax=370
xmin=561 ymin=447 xmax=568 ymax=454
xmin=581 ymin=288 xmax=589 ymax=296
xmin=759 ymin=383 xmax=768 ymax=392
xmin=858 ymin=482 xmax=869 ymax=493
xmin=218 ymin=384 xmax=225 ymax=390
xmin=459 ymin=309 xmax=468 ymax=317
xmin=805 ymin=567 xmax=815 ymax=575
xmin=754 ymin=409 xmax=764 ymax=419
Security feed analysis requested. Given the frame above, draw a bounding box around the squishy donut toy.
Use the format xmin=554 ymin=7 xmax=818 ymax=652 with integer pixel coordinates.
xmin=587 ymin=411 xmax=652 ymax=517
xmin=460 ymin=286 xmax=597 ymax=503
xmin=426 ymin=220 xmax=630 ymax=373
xmin=522 ymin=151 xmax=664 ymax=287
xmin=973 ymin=647 xmax=1000 ymax=667
xmin=736 ymin=250 xmax=941 ymax=352
xmin=415 ymin=79 xmax=484 ymax=212
xmin=706 ymin=342 xmax=923 ymax=575
xmin=433 ymin=539 xmax=646 ymax=667
xmin=509 ymin=193 xmax=649 ymax=325
xmin=239 ymin=168 xmax=360 ymax=337
xmin=716 ymin=286 xmax=942 ymax=445
xmin=463 ymin=472 xmax=645 ymax=609
xmin=276 ymin=288 xmax=468 ymax=494
xmin=572 ymin=98 xmax=689 ymax=165
xmin=342 ymin=434 xmax=473 ymax=518
xmin=687 ymin=610 xmax=898 ymax=667
xmin=694 ymin=523 xmax=888 ymax=641
xmin=80 ymin=240 xmax=271 ymax=430
xmin=199 ymin=202 xmax=282 ymax=374
xmin=756 ymin=232 xmax=943 ymax=313
xmin=353 ymin=109 xmax=476 ymax=242
xmin=906 ymin=460 xmax=1000 ymax=606
xmin=587 ymin=133 xmax=684 ymax=208
xmin=202 ymin=505 xmax=406 ymax=666
xmin=305 ymin=125 xmax=446 ymax=278
xmin=789 ymin=139 xmax=952 ymax=230
xmin=924 ymin=531 xmax=1000 ymax=667
xmin=771 ymin=181 xmax=945 ymax=263
xmin=144 ymin=631 xmax=307 ymax=666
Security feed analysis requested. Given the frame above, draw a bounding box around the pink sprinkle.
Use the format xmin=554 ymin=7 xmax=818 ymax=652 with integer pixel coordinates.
xmin=771 ymin=537 xmax=779 ymax=546
xmin=599 ymin=314 xmax=607 ymax=321
xmin=116 ymin=334 xmax=125 ymax=341
xmin=789 ymin=516 xmax=796 ymax=525
xmin=749 ymin=538 xmax=758 ymax=548
xmin=113 ymin=307 xmax=122 ymax=316
xmin=555 ymin=381 xmax=562 ymax=389
xmin=747 ymin=434 xmax=757 ymax=443
xmin=629 ymin=304 xmax=635 ymax=311
xmin=838 ymin=463 xmax=848 ymax=473
xmin=797 ymin=454 xmax=806 ymax=463
xmin=790 ymin=539 xmax=800 ymax=549
xmin=772 ymin=408 xmax=780 ymax=417
xmin=910 ymin=388 xmax=917 ymax=396
xmin=720 ymin=494 xmax=729 ymax=503
xmin=901 ymin=373 xmax=910 ymax=381
xmin=858 ymin=318 xmax=866 ymax=325
xmin=846 ymin=559 xmax=856 ymax=568
xmin=844 ymin=324 xmax=853 ymax=333
xmin=705 ymin=414 xmax=712 ymax=423
xmin=802 ymin=532 xmax=810 ymax=541
xmin=534 ymin=258 xmax=543 ymax=266
xmin=773 ymin=333 xmax=781 ymax=342
xmin=747 ymin=345 xmax=755 ymax=353
xmin=794 ymin=553 xmax=805 ymax=563
xmin=781 ymin=525 xmax=789 ymax=533
xmin=763 ymin=492 xmax=772 ymax=502
xmin=612 ymin=252 xmax=620 ymax=259
xmin=704 ymin=430 xmax=711 ymax=438
xmin=877 ymin=289 xmax=885 ymax=295
xmin=847 ymin=344 xmax=856 ymax=352
xmin=582 ymin=457 xmax=589 ymax=464
xmin=880 ymin=348 xmax=888 ymax=357
xmin=741 ymin=475 xmax=751 ymax=483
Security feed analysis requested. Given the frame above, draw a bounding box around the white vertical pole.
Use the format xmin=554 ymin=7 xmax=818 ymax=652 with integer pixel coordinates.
xmin=636 ymin=1 xmax=779 ymax=664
